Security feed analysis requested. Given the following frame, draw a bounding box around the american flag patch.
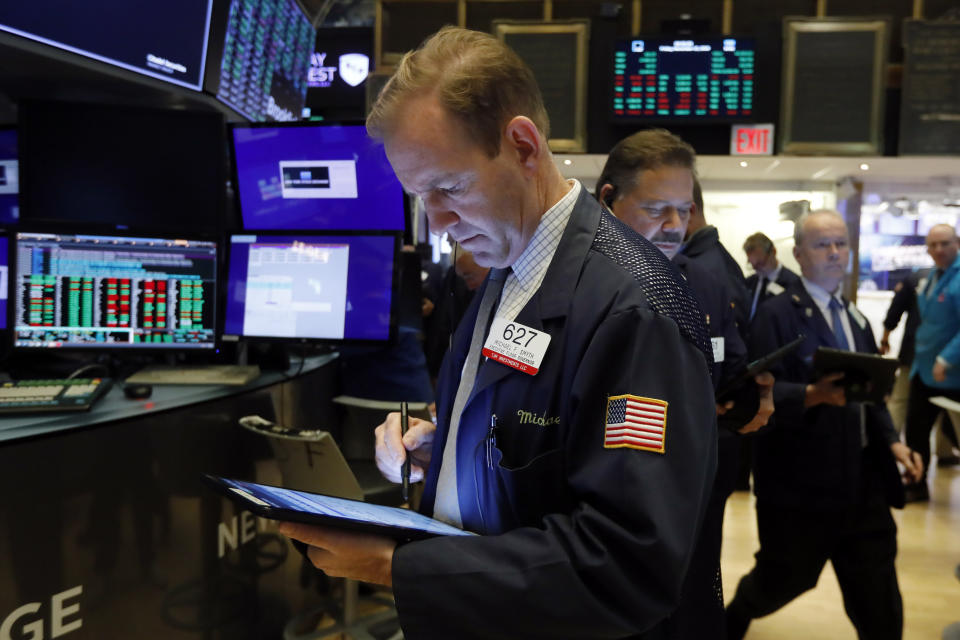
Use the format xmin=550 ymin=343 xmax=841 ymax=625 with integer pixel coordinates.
xmin=604 ymin=395 xmax=667 ymax=454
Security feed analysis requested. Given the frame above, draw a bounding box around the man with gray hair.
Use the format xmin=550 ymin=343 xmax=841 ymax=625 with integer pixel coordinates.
xmin=279 ymin=27 xmax=717 ymax=639
xmin=726 ymin=210 xmax=922 ymax=640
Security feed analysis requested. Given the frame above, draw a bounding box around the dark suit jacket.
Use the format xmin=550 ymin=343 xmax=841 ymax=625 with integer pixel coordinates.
xmin=746 ymin=265 xmax=802 ymax=319
xmin=682 ymin=225 xmax=750 ymax=338
xmin=749 ymin=280 xmax=902 ymax=511
xmin=882 ymin=270 xmax=925 ymax=366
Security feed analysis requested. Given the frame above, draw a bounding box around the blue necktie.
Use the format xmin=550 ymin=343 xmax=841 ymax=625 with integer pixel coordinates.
xmin=828 ymin=297 xmax=850 ymax=351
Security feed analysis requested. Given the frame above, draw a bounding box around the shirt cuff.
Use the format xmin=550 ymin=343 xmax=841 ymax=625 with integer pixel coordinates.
xmin=936 ymin=356 xmax=951 ymax=368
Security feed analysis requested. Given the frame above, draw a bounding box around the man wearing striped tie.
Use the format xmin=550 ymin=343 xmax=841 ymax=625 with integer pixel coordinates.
xmin=278 ymin=26 xmax=718 ymax=640
xmin=726 ymin=210 xmax=923 ymax=640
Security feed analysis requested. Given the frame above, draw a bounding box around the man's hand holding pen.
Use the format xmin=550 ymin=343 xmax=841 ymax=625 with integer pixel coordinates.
xmin=374 ymin=411 xmax=436 ymax=485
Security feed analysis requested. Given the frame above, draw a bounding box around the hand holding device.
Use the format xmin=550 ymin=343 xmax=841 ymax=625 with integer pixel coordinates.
xmin=374 ymin=411 xmax=436 ymax=484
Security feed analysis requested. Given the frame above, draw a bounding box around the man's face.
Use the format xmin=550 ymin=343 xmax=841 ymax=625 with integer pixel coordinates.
xmin=793 ymin=214 xmax=849 ymax=292
xmin=746 ymin=247 xmax=777 ymax=276
xmin=383 ymin=95 xmax=538 ymax=269
xmin=606 ymin=165 xmax=694 ymax=259
xmin=926 ymin=226 xmax=959 ymax=270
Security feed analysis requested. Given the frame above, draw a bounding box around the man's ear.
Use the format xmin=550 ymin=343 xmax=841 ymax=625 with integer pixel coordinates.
xmin=503 ymin=116 xmax=543 ymax=171
xmin=598 ymin=183 xmax=616 ymax=209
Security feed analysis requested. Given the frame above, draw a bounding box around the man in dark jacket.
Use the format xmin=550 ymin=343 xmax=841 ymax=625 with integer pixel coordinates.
xmin=726 ymin=210 xmax=923 ymax=640
xmin=683 ymin=179 xmax=751 ymax=336
xmin=742 ymin=231 xmax=802 ymax=323
xmin=597 ymin=128 xmax=774 ymax=640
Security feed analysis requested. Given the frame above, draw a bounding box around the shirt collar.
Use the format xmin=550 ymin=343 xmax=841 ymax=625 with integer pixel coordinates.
xmin=510 ymin=179 xmax=580 ymax=289
xmin=801 ymin=276 xmax=843 ymax=310
xmin=768 ymin=262 xmax=783 ymax=282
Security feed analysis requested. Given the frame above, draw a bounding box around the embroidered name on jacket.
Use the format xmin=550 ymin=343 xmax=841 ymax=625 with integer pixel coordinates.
xmin=516 ymin=409 xmax=560 ymax=426
xmin=604 ymin=395 xmax=668 ymax=454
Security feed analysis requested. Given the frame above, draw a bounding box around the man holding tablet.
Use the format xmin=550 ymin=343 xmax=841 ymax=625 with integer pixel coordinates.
xmin=725 ymin=210 xmax=922 ymax=640
xmin=279 ymin=26 xmax=718 ymax=639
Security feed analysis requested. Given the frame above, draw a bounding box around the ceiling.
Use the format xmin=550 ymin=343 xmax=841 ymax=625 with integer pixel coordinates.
xmin=554 ymin=153 xmax=960 ymax=191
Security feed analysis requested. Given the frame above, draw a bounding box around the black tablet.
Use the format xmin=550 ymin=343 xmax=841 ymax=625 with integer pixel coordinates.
xmin=202 ymin=474 xmax=475 ymax=542
xmin=812 ymin=347 xmax=899 ymax=403
xmin=716 ymin=335 xmax=805 ymax=401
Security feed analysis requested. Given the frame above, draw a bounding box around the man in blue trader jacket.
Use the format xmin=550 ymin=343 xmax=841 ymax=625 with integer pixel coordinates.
xmin=725 ymin=210 xmax=923 ymax=640
xmin=904 ymin=223 xmax=960 ymax=501
xmin=278 ymin=27 xmax=718 ymax=639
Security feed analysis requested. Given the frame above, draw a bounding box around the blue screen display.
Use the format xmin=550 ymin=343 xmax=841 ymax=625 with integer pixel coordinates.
xmin=0 ymin=129 xmax=17 ymax=225
xmin=0 ymin=238 xmax=7 ymax=330
xmin=232 ymin=123 xmax=405 ymax=230
xmin=0 ymin=1 xmax=213 ymax=90
xmin=224 ymin=233 xmax=396 ymax=342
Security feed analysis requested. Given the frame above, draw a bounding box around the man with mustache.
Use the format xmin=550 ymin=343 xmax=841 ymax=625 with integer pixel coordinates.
xmin=597 ymin=128 xmax=774 ymax=638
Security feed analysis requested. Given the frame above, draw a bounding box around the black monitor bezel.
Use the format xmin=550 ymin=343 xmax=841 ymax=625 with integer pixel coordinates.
xmin=220 ymin=229 xmax=401 ymax=347
xmin=608 ymin=33 xmax=758 ymax=125
xmin=10 ymin=225 xmax=221 ymax=352
xmin=227 ymin=119 xmax=410 ymax=235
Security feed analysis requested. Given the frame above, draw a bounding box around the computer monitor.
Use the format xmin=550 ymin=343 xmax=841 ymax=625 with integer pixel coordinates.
xmin=205 ymin=0 xmax=315 ymax=122
xmin=0 ymin=234 xmax=8 ymax=330
xmin=0 ymin=1 xmax=214 ymax=90
xmin=0 ymin=127 xmax=17 ymax=225
xmin=18 ymin=101 xmax=225 ymax=233
xmin=13 ymin=231 xmax=218 ymax=349
xmin=611 ymin=36 xmax=756 ymax=122
xmin=230 ymin=122 xmax=406 ymax=231
xmin=223 ymin=232 xmax=398 ymax=344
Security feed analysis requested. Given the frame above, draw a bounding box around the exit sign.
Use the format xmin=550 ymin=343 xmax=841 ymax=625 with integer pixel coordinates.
xmin=731 ymin=124 xmax=774 ymax=155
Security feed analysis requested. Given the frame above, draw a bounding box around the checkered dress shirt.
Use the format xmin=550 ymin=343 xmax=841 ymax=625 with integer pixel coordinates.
xmin=495 ymin=180 xmax=581 ymax=321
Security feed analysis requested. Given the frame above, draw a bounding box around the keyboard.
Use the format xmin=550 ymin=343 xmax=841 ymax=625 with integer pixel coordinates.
xmin=0 ymin=378 xmax=114 ymax=414
xmin=125 ymin=365 xmax=261 ymax=386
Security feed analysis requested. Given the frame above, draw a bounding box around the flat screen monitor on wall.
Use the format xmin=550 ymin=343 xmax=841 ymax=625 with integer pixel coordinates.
xmin=0 ymin=1 xmax=213 ymax=90
xmin=611 ymin=36 xmax=756 ymax=122
xmin=13 ymin=231 xmax=218 ymax=350
xmin=223 ymin=232 xmax=398 ymax=344
xmin=18 ymin=101 xmax=225 ymax=234
xmin=0 ymin=128 xmax=17 ymax=225
xmin=205 ymin=0 xmax=315 ymax=121
xmin=230 ymin=122 xmax=405 ymax=231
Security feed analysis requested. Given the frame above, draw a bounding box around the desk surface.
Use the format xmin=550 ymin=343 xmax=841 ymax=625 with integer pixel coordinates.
xmin=0 ymin=354 xmax=337 ymax=444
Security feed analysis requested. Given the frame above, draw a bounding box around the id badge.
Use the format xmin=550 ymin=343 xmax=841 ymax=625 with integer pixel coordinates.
xmin=711 ymin=337 xmax=725 ymax=363
xmin=482 ymin=317 xmax=551 ymax=375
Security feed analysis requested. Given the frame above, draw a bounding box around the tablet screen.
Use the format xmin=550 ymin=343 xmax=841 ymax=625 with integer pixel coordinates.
xmin=219 ymin=477 xmax=474 ymax=538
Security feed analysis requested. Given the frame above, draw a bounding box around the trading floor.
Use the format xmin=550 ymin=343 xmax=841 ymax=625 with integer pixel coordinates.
xmin=722 ymin=465 xmax=960 ymax=639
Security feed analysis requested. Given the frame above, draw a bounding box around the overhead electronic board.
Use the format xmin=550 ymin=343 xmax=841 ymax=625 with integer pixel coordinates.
xmin=611 ymin=37 xmax=756 ymax=122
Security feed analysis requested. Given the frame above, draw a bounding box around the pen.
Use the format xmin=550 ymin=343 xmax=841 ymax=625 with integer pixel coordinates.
xmin=400 ymin=401 xmax=410 ymax=503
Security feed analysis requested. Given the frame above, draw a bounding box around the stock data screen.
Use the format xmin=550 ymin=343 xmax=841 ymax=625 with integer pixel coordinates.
xmin=212 ymin=0 xmax=315 ymax=121
xmin=14 ymin=233 xmax=218 ymax=349
xmin=612 ymin=37 xmax=755 ymax=121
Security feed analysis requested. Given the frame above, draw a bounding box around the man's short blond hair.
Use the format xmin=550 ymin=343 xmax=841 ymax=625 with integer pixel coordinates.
xmin=366 ymin=26 xmax=549 ymax=158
